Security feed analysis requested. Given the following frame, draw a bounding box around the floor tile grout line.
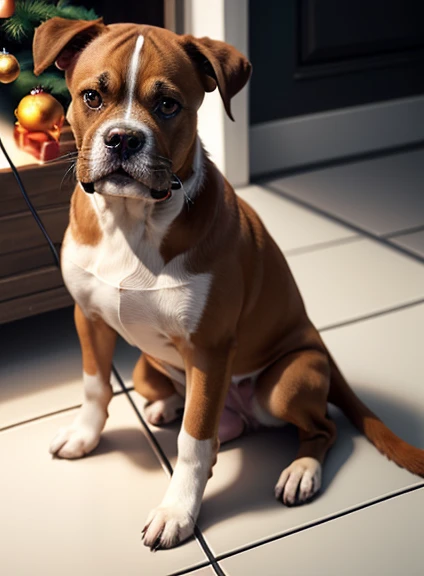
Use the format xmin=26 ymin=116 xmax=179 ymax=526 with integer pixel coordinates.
xmin=167 ymin=560 xmax=213 ymax=576
xmin=252 ymin=140 xmax=424 ymax=183
xmin=168 ymin=558 xmax=227 ymax=576
xmin=284 ymin=234 xmax=361 ymax=257
xmin=385 ymin=223 xmax=424 ymax=239
xmin=318 ymin=297 xmax=424 ymax=333
xmin=112 ymin=364 xmax=173 ymax=477
xmin=112 ymin=365 xmax=224 ymax=574
xmin=1 ymin=364 xmax=219 ymax=573
xmin=213 ymin=561 xmax=227 ymax=576
xmin=262 ymin=183 xmax=424 ymax=266
xmin=0 ymin=388 xmax=130 ymax=434
xmin=0 ymin=404 xmax=82 ymax=433
xmin=194 ymin=528 xmax=226 ymax=576
xmin=213 ymin=483 xmax=424 ymax=564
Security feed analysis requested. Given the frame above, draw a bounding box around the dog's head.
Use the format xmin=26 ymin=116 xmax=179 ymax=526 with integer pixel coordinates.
xmin=33 ymin=18 xmax=251 ymax=202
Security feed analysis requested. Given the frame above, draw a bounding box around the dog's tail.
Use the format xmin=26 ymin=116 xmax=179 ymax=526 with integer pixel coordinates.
xmin=328 ymin=354 xmax=424 ymax=477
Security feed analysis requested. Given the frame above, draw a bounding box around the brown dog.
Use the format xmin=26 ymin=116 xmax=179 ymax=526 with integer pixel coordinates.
xmin=33 ymin=17 xmax=424 ymax=550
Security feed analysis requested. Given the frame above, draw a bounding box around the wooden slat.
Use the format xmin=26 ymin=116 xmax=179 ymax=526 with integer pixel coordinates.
xmin=0 ymin=205 xmax=69 ymax=257
xmin=0 ymin=245 xmax=59 ymax=278
xmin=0 ymin=160 xmax=75 ymax=217
xmin=0 ymin=265 xmax=63 ymax=302
xmin=0 ymin=125 xmax=75 ymax=322
xmin=0 ymin=286 xmax=73 ymax=324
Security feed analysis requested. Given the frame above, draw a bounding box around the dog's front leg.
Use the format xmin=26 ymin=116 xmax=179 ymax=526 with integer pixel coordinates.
xmin=142 ymin=341 xmax=236 ymax=550
xmin=49 ymin=304 xmax=117 ymax=458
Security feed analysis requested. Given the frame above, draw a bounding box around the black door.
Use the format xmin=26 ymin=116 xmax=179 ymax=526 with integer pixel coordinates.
xmin=249 ymin=0 xmax=424 ymax=125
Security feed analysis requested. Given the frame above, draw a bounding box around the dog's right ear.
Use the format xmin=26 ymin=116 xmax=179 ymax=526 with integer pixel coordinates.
xmin=33 ymin=17 xmax=106 ymax=76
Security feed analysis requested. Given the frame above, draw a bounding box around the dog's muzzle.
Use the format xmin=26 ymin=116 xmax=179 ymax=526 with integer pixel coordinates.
xmin=79 ymin=122 xmax=180 ymax=200
xmin=80 ymin=173 xmax=182 ymax=199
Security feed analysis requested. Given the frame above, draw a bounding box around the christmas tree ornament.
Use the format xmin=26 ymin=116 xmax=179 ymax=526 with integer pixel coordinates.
xmin=15 ymin=86 xmax=65 ymax=132
xmin=0 ymin=0 xmax=15 ymax=19
xmin=14 ymin=86 xmax=65 ymax=162
xmin=0 ymin=48 xmax=20 ymax=83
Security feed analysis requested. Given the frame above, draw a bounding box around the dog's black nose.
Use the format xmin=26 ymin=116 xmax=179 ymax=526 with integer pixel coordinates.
xmin=104 ymin=128 xmax=145 ymax=155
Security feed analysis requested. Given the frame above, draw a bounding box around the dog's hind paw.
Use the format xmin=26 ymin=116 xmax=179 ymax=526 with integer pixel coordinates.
xmin=142 ymin=506 xmax=194 ymax=550
xmin=275 ymin=457 xmax=321 ymax=506
xmin=144 ymin=393 xmax=184 ymax=426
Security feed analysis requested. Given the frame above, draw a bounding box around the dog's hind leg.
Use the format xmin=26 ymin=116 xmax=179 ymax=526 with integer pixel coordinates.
xmin=133 ymin=354 xmax=184 ymax=426
xmin=255 ymin=348 xmax=337 ymax=506
xmin=49 ymin=304 xmax=117 ymax=458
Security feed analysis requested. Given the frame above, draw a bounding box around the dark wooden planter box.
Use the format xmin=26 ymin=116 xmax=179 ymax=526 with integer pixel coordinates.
xmin=0 ymin=128 xmax=76 ymax=324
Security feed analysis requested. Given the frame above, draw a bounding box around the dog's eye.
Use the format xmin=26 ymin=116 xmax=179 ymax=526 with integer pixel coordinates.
xmin=156 ymin=97 xmax=180 ymax=118
xmin=83 ymin=90 xmax=103 ymax=110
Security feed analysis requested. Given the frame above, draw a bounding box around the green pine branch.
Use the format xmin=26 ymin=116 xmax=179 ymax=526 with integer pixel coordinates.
xmin=2 ymin=1 xmax=98 ymax=42
xmin=12 ymin=69 xmax=69 ymax=98
xmin=57 ymin=5 xmax=98 ymax=21
xmin=10 ymin=48 xmax=33 ymax=70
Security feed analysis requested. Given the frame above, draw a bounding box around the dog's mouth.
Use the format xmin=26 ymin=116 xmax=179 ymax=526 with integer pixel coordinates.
xmin=150 ymin=188 xmax=173 ymax=202
xmin=80 ymin=167 xmax=181 ymax=202
xmin=114 ymin=167 xmax=132 ymax=179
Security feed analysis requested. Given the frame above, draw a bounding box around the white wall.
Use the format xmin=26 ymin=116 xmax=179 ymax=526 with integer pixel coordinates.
xmin=184 ymin=0 xmax=250 ymax=187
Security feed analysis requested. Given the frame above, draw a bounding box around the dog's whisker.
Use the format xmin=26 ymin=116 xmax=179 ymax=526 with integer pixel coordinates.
xmin=150 ymin=152 xmax=172 ymax=164
xmin=42 ymin=151 xmax=79 ymax=165
xmin=60 ymin=161 xmax=77 ymax=192
xmin=181 ymin=182 xmax=194 ymax=207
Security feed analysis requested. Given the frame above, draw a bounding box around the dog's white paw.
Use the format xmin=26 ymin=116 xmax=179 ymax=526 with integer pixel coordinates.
xmin=275 ymin=457 xmax=321 ymax=506
xmin=49 ymin=425 xmax=101 ymax=459
xmin=144 ymin=393 xmax=184 ymax=426
xmin=142 ymin=506 xmax=194 ymax=550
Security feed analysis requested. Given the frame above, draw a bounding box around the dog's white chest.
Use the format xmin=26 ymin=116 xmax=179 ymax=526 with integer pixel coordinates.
xmin=62 ymin=211 xmax=211 ymax=369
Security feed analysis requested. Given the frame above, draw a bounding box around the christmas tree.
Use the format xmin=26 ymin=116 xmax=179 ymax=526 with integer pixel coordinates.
xmin=0 ymin=0 xmax=99 ymax=105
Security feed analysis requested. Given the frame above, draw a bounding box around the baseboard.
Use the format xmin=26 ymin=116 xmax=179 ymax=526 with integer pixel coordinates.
xmin=250 ymin=95 xmax=424 ymax=177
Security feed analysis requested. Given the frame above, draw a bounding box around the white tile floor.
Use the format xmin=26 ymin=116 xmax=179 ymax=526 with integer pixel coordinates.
xmin=268 ymin=149 xmax=424 ymax=237
xmin=1 ymin=149 xmax=424 ymax=575
xmin=391 ymin=228 xmax=424 ymax=259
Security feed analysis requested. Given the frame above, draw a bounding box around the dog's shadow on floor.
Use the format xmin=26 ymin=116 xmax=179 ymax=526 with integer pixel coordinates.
xmin=198 ymin=420 xmax=354 ymax=531
xmin=90 ymin=428 xmax=164 ymax=471
xmin=91 ymin=387 xmax=423 ymax=530
xmin=199 ymin=387 xmax=423 ymax=530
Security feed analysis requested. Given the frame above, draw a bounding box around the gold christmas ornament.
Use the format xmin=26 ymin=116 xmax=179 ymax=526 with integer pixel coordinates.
xmin=0 ymin=0 xmax=15 ymax=18
xmin=0 ymin=48 xmax=20 ymax=83
xmin=15 ymin=87 xmax=65 ymax=132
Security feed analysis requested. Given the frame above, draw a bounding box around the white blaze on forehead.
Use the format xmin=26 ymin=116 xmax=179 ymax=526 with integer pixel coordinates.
xmin=125 ymin=34 xmax=144 ymax=119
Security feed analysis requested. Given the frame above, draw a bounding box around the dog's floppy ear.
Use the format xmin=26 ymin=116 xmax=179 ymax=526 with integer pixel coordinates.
xmin=181 ymin=35 xmax=251 ymax=121
xmin=33 ymin=17 xmax=106 ymax=76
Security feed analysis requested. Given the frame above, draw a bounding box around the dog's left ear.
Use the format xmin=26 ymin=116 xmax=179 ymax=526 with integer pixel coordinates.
xmin=181 ymin=35 xmax=252 ymax=121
